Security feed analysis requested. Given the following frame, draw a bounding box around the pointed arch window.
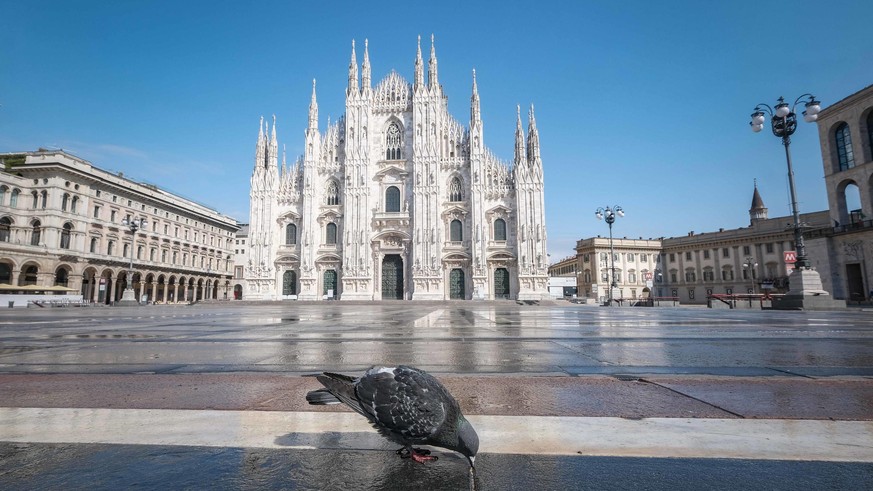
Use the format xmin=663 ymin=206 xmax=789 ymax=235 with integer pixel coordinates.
xmin=71 ymin=196 xmax=79 ymax=213
xmin=30 ymin=220 xmax=41 ymax=246
xmin=32 ymin=191 xmax=39 ymax=209
xmin=494 ymin=218 xmax=506 ymax=241
xmin=450 ymin=219 xmax=463 ymax=242
xmin=326 ymin=181 xmax=340 ymax=206
xmin=41 ymin=191 xmax=48 ymax=209
xmin=835 ymin=122 xmax=855 ymax=171
xmin=61 ymin=193 xmax=69 ymax=211
xmin=285 ymin=223 xmax=297 ymax=245
xmin=385 ymin=186 xmax=401 ymax=212
xmin=0 ymin=217 xmax=11 ymax=242
xmin=386 ymin=122 xmax=402 ymax=160
xmin=10 ymin=189 xmax=19 ymax=208
xmin=449 ymin=177 xmax=463 ymax=202
xmin=0 ymin=186 xmax=6 ymax=206
xmin=326 ymin=222 xmax=337 ymax=245
xmin=60 ymin=223 xmax=72 ymax=249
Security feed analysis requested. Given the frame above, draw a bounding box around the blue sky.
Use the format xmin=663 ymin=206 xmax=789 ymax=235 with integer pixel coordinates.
xmin=2 ymin=0 xmax=871 ymax=260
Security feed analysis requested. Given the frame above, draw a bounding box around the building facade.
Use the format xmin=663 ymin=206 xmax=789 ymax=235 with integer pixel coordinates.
xmin=806 ymin=84 xmax=873 ymax=302
xmin=572 ymin=237 xmax=661 ymax=304
xmin=555 ymin=184 xmax=833 ymax=305
xmin=232 ymin=223 xmax=249 ymax=299
xmin=246 ymin=37 xmax=549 ymax=301
xmin=0 ymin=150 xmax=238 ymax=303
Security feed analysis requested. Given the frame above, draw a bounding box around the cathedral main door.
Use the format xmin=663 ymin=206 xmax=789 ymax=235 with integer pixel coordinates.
xmin=450 ymin=268 xmax=465 ymax=299
xmin=494 ymin=267 xmax=510 ymax=299
xmin=382 ymin=254 xmax=404 ymax=300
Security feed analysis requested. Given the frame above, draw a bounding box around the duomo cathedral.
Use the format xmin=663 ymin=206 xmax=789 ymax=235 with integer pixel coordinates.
xmin=246 ymin=36 xmax=548 ymax=301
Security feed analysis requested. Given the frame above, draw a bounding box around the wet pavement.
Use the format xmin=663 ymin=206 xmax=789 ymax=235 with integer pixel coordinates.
xmin=1 ymin=302 xmax=872 ymax=490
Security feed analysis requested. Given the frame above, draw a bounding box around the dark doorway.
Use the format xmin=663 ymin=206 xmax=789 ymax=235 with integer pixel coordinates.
xmin=846 ymin=263 xmax=865 ymax=302
xmin=283 ymin=270 xmax=297 ymax=295
xmin=450 ymin=268 xmax=465 ymax=299
xmin=494 ymin=267 xmax=510 ymax=299
xmin=382 ymin=254 xmax=404 ymax=300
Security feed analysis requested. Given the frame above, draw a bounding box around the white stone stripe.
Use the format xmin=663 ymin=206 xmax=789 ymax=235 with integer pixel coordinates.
xmin=1 ymin=408 xmax=872 ymax=462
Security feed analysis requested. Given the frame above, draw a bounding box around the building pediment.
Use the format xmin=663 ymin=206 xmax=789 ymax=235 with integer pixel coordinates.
xmin=374 ymin=164 xmax=408 ymax=181
xmin=441 ymin=205 xmax=468 ymax=220
xmin=486 ymin=205 xmax=512 ymax=220
xmin=277 ymin=210 xmax=300 ymax=223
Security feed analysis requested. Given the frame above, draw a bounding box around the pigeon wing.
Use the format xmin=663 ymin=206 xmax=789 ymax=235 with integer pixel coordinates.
xmin=355 ymin=366 xmax=448 ymax=442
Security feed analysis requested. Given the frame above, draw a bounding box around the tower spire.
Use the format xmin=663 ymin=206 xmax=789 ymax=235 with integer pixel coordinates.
xmin=308 ymin=79 xmax=318 ymax=130
xmin=514 ymin=104 xmax=526 ymax=168
xmin=348 ymin=39 xmax=358 ymax=93
xmin=527 ymin=104 xmax=540 ymax=162
xmin=414 ymin=35 xmax=424 ymax=89
xmin=362 ymin=39 xmax=371 ymax=89
xmin=749 ymin=179 xmax=768 ymax=223
xmin=470 ymin=69 xmax=481 ymax=126
xmin=427 ymin=33 xmax=438 ymax=88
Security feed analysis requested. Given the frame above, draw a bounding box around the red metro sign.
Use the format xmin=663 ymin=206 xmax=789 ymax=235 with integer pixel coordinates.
xmin=783 ymin=251 xmax=797 ymax=264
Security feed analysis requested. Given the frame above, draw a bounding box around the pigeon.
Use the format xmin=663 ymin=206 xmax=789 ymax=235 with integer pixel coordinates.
xmin=306 ymin=365 xmax=479 ymax=467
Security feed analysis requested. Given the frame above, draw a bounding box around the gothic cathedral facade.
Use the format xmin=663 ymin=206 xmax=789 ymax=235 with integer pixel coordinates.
xmin=246 ymin=37 xmax=548 ymax=301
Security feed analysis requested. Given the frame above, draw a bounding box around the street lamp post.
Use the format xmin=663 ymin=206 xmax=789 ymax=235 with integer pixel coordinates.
xmin=743 ymin=256 xmax=758 ymax=294
xmin=118 ymin=217 xmax=147 ymax=306
xmin=750 ymin=94 xmax=843 ymax=309
xmin=595 ymin=205 xmax=624 ymax=306
xmin=750 ymin=94 xmax=821 ymax=270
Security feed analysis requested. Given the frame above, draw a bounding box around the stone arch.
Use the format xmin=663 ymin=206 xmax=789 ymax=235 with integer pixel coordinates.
xmin=18 ymin=261 xmax=40 ymax=286
xmin=835 ymin=178 xmax=863 ymax=225
xmin=54 ymin=264 xmax=72 ymax=287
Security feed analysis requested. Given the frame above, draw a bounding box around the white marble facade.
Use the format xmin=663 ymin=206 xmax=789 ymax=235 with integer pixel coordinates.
xmin=246 ymin=36 xmax=549 ymax=301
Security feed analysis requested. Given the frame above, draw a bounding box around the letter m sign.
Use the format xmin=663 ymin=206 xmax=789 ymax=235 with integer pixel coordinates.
xmin=783 ymin=251 xmax=797 ymax=264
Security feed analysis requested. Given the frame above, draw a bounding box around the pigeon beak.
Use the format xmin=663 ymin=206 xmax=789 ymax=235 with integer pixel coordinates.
xmin=468 ymin=455 xmax=476 ymax=468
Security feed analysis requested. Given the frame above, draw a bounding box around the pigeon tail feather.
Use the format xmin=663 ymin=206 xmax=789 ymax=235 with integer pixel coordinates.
xmin=306 ymin=388 xmax=341 ymax=405
xmin=316 ymin=373 xmax=368 ymax=417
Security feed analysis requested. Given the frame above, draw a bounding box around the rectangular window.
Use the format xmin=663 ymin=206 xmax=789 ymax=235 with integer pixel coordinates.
xmin=685 ymin=252 xmax=692 ymax=261
xmin=110 ymin=210 xmax=117 ymax=222
xmin=93 ymin=206 xmax=101 ymax=219
xmin=765 ymin=243 xmax=774 ymax=253
xmin=743 ymin=245 xmax=751 ymax=255
xmin=670 ymin=272 xmax=677 ymax=282
xmin=583 ymin=253 xmax=589 ymax=263
xmin=723 ymin=248 xmax=730 ymax=258
xmin=703 ymin=271 xmax=714 ymax=281
xmin=627 ymin=253 xmax=634 ymax=262
xmin=669 ymin=253 xmax=675 ymax=262
xmin=703 ymin=250 xmax=710 ymax=259
xmin=640 ymin=254 xmax=647 ymax=262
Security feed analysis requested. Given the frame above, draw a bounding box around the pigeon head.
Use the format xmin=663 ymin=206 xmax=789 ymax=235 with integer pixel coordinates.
xmin=454 ymin=416 xmax=479 ymax=467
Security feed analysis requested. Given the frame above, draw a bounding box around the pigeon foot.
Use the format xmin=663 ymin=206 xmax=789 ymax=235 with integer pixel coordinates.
xmin=396 ymin=447 xmax=437 ymax=463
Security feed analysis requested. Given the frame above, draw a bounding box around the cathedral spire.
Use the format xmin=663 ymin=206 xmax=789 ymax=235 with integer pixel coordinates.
xmin=348 ymin=39 xmax=359 ymax=93
xmin=362 ymin=39 xmax=371 ymax=89
xmin=527 ymin=104 xmax=540 ymax=163
xmin=470 ymin=69 xmax=481 ymax=126
xmin=254 ymin=116 xmax=266 ymax=171
xmin=414 ymin=35 xmax=424 ymax=89
xmin=308 ymin=79 xmax=318 ymax=130
xmin=428 ymin=34 xmax=438 ymax=88
xmin=514 ymin=104 xmax=526 ymax=168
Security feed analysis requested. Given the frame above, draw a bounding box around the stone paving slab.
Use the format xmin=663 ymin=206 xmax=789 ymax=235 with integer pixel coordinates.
xmin=2 ymin=373 xmax=872 ymax=420
xmin=644 ymin=376 xmax=873 ymax=421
